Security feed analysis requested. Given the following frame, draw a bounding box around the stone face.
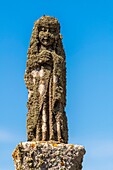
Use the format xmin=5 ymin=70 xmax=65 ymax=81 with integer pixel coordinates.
xmin=12 ymin=142 xmax=86 ymax=170
xmin=24 ymin=16 xmax=68 ymax=143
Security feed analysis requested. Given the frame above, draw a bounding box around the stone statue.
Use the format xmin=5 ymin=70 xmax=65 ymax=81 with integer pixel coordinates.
xmin=24 ymin=16 xmax=68 ymax=143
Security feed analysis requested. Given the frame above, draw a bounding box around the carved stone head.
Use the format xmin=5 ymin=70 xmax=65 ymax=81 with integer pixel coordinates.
xmin=37 ymin=16 xmax=60 ymax=47
xmin=28 ymin=16 xmax=65 ymax=57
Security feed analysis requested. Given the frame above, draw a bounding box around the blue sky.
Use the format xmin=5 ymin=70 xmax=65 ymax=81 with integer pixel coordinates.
xmin=0 ymin=0 xmax=113 ymax=169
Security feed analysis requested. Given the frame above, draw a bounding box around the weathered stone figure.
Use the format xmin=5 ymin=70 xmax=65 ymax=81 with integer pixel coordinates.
xmin=24 ymin=16 xmax=68 ymax=143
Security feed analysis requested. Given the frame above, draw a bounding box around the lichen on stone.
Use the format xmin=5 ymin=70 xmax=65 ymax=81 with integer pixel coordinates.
xmin=12 ymin=142 xmax=86 ymax=170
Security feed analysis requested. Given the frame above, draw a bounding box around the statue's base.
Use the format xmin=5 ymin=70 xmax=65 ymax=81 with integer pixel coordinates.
xmin=12 ymin=141 xmax=86 ymax=170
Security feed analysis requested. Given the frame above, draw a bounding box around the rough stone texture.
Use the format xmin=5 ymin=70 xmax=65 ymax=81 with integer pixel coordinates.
xmin=24 ymin=16 xmax=68 ymax=143
xmin=12 ymin=142 xmax=86 ymax=170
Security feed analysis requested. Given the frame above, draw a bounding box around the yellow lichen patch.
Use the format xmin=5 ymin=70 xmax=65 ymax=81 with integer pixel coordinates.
xmin=52 ymin=143 xmax=58 ymax=147
xmin=60 ymin=161 xmax=64 ymax=166
xmin=40 ymin=141 xmax=46 ymax=143
xmin=69 ymin=144 xmax=74 ymax=148
xmin=12 ymin=149 xmax=18 ymax=160
xmin=30 ymin=143 xmax=36 ymax=148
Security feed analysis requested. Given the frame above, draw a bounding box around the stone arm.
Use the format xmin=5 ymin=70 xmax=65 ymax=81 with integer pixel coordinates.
xmin=62 ymin=58 xmax=66 ymax=107
xmin=24 ymin=50 xmax=53 ymax=90
xmin=37 ymin=50 xmax=52 ymax=65
xmin=52 ymin=52 xmax=66 ymax=110
xmin=27 ymin=51 xmax=52 ymax=69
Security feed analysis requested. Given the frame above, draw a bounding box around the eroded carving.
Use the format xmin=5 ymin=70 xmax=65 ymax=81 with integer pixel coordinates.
xmin=24 ymin=16 xmax=68 ymax=143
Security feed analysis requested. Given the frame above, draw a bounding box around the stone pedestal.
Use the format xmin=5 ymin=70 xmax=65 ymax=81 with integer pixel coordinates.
xmin=12 ymin=142 xmax=86 ymax=170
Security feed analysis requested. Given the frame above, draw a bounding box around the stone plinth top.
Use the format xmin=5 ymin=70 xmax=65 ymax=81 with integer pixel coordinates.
xmin=12 ymin=141 xmax=86 ymax=170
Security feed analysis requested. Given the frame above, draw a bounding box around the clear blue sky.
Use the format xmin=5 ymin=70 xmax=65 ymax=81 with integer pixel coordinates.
xmin=0 ymin=0 xmax=113 ymax=169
